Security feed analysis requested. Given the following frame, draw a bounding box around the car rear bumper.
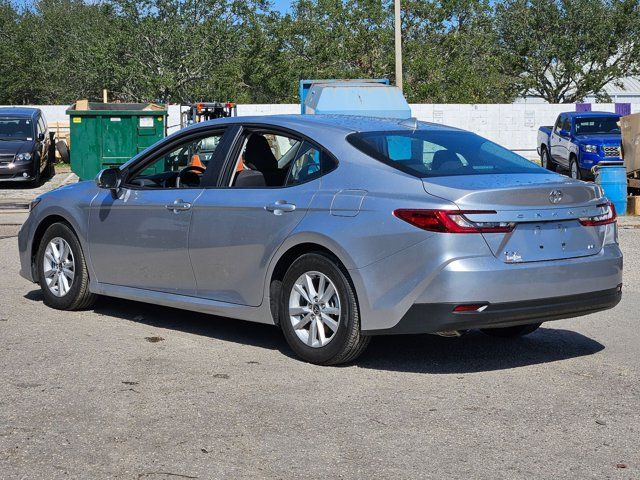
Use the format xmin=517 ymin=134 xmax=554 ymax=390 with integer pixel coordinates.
xmin=363 ymin=286 xmax=622 ymax=335
xmin=353 ymin=232 xmax=623 ymax=333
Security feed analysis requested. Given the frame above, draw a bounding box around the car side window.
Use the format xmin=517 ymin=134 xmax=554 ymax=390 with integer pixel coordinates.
xmin=126 ymin=132 xmax=224 ymax=189
xmin=229 ymin=131 xmax=336 ymax=188
xmin=562 ymin=117 xmax=571 ymax=132
xmin=554 ymin=116 xmax=563 ymax=133
xmin=285 ymin=142 xmax=324 ymax=186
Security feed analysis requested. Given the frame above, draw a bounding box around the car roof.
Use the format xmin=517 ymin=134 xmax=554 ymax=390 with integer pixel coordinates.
xmin=564 ymin=111 xmax=620 ymax=119
xmin=195 ymin=114 xmax=462 ymax=135
xmin=0 ymin=107 xmax=40 ymax=118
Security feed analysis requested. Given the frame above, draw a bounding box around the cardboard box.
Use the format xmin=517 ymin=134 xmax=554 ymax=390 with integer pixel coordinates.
xmin=627 ymin=196 xmax=640 ymax=216
xmin=621 ymin=113 xmax=640 ymax=174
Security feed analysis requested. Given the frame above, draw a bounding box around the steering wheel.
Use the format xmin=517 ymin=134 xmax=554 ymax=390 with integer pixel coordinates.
xmin=176 ymin=165 xmax=206 ymax=188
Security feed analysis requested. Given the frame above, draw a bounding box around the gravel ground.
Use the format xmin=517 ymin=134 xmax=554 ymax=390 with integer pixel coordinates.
xmin=0 ymin=219 xmax=638 ymax=479
xmin=0 ymin=172 xmax=78 ymax=208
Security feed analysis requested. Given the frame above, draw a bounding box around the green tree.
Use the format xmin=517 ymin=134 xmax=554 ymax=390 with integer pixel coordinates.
xmin=496 ymin=0 xmax=640 ymax=103
xmin=0 ymin=0 xmax=22 ymax=103
xmin=8 ymin=0 xmax=123 ymax=103
xmin=284 ymin=0 xmax=393 ymax=88
xmin=402 ymin=0 xmax=517 ymax=103
xmin=107 ymin=0 xmax=274 ymax=103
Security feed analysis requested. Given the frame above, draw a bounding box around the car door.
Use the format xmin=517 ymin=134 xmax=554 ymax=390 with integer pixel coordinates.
xmin=188 ymin=127 xmax=334 ymax=306
xmin=552 ymin=115 xmax=573 ymax=167
xmin=87 ymin=128 xmax=227 ymax=295
xmin=36 ymin=116 xmax=48 ymax=172
xmin=39 ymin=113 xmax=52 ymax=167
xmin=550 ymin=115 xmax=566 ymax=165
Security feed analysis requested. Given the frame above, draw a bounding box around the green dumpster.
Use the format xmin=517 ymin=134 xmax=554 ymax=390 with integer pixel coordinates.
xmin=66 ymin=101 xmax=168 ymax=180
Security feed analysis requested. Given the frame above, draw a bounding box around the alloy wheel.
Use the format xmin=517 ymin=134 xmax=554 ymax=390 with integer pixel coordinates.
xmin=541 ymin=150 xmax=548 ymax=169
xmin=289 ymin=271 xmax=341 ymax=348
xmin=43 ymin=237 xmax=75 ymax=297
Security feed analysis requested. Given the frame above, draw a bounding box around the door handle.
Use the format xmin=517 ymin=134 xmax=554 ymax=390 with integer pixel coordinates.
xmin=265 ymin=200 xmax=296 ymax=215
xmin=165 ymin=199 xmax=192 ymax=213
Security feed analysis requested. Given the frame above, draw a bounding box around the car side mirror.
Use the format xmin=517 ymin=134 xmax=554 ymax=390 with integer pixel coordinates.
xmin=96 ymin=167 xmax=121 ymax=192
xmin=37 ymin=133 xmax=45 ymax=141
xmin=559 ymin=129 xmax=569 ymax=137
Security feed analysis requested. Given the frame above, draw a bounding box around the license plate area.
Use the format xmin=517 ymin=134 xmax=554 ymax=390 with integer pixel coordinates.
xmin=483 ymin=220 xmax=604 ymax=263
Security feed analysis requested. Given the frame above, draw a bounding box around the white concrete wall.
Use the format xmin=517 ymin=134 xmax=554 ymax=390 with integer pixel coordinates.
xmin=4 ymin=103 xmax=639 ymax=160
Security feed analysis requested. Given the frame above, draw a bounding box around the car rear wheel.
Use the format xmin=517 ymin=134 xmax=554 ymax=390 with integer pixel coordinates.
xmin=37 ymin=222 xmax=96 ymax=310
xmin=279 ymin=253 xmax=369 ymax=365
xmin=481 ymin=323 xmax=541 ymax=338
xmin=541 ymin=148 xmax=556 ymax=172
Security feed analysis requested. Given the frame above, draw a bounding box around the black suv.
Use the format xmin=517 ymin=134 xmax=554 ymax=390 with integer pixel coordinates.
xmin=0 ymin=107 xmax=53 ymax=185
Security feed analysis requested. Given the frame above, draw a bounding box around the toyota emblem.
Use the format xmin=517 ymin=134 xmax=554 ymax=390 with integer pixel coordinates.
xmin=549 ymin=190 xmax=563 ymax=204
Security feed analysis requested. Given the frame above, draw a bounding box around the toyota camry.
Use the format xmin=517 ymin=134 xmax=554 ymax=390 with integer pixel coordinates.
xmin=18 ymin=115 xmax=623 ymax=364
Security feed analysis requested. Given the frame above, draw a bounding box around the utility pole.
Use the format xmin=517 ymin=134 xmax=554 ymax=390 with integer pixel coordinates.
xmin=394 ymin=0 xmax=403 ymax=91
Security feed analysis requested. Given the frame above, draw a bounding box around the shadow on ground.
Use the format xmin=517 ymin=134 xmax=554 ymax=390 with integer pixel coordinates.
xmin=25 ymin=289 xmax=605 ymax=374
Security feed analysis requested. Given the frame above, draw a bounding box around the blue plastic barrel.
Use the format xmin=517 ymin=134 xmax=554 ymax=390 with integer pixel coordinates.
xmin=594 ymin=165 xmax=627 ymax=215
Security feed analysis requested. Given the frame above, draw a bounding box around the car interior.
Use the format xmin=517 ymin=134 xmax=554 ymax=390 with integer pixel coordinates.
xmin=232 ymin=132 xmax=322 ymax=188
xmin=0 ymin=118 xmax=33 ymax=140
xmin=575 ymin=117 xmax=621 ymax=135
xmin=126 ymin=133 xmax=223 ymax=189
xmin=124 ymin=129 xmax=326 ymax=190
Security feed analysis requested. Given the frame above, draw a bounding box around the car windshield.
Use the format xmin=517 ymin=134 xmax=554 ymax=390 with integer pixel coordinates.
xmin=0 ymin=117 xmax=34 ymax=141
xmin=347 ymin=130 xmax=545 ymax=178
xmin=575 ymin=117 xmax=620 ymax=135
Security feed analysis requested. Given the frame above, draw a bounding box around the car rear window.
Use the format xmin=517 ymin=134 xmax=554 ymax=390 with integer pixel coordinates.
xmin=347 ymin=130 xmax=545 ymax=178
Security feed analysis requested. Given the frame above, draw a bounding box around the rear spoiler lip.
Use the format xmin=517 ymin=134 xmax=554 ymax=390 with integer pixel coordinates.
xmin=459 ymin=203 xmax=610 ymax=224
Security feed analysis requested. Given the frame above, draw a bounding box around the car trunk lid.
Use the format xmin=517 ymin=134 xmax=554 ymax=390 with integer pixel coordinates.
xmin=422 ymin=173 xmax=608 ymax=263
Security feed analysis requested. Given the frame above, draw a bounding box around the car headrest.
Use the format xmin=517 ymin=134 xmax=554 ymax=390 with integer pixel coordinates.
xmin=244 ymin=134 xmax=278 ymax=172
xmin=432 ymin=149 xmax=463 ymax=171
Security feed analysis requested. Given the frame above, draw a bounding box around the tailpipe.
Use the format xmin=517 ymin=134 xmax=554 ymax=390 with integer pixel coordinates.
xmin=434 ymin=330 xmax=467 ymax=338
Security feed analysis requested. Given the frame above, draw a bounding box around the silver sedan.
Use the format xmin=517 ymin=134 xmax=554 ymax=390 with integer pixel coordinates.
xmin=18 ymin=115 xmax=623 ymax=364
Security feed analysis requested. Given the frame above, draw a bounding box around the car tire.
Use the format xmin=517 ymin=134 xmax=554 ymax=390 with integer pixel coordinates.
xmin=570 ymin=157 xmax=582 ymax=180
xmin=541 ymin=148 xmax=556 ymax=172
xmin=30 ymin=159 xmax=41 ymax=187
xmin=36 ymin=222 xmax=97 ymax=310
xmin=481 ymin=322 xmax=541 ymax=338
xmin=279 ymin=252 xmax=370 ymax=365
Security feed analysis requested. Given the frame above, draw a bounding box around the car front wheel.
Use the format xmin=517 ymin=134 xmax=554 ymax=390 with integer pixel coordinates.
xmin=279 ymin=253 xmax=369 ymax=365
xmin=37 ymin=222 xmax=96 ymax=310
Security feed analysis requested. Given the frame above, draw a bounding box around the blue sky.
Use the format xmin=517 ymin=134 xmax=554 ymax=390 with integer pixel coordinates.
xmin=12 ymin=0 xmax=294 ymax=12
xmin=271 ymin=0 xmax=292 ymax=13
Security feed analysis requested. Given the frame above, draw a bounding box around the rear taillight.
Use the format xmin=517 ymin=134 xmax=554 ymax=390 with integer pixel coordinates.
xmin=393 ymin=209 xmax=516 ymax=234
xmin=453 ymin=304 xmax=488 ymax=313
xmin=579 ymin=201 xmax=617 ymax=227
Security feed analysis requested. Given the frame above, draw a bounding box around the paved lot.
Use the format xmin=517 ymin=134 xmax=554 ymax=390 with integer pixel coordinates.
xmin=0 ymin=212 xmax=639 ymax=479
xmin=0 ymin=172 xmax=78 ymax=209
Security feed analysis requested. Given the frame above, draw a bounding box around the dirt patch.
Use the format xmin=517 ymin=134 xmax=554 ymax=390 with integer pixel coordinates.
xmin=144 ymin=336 xmax=165 ymax=343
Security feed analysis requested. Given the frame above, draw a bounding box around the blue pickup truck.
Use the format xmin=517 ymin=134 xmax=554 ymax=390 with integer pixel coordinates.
xmin=537 ymin=111 xmax=622 ymax=180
